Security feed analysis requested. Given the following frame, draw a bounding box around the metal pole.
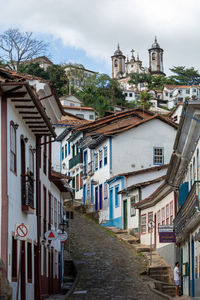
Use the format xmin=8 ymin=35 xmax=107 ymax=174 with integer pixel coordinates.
xmin=150 ymin=229 xmax=152 ymax=266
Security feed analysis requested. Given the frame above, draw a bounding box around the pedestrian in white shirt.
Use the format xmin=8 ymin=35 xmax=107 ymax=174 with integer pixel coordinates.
xmin=174 ymin=261 xmax=180 ymax=297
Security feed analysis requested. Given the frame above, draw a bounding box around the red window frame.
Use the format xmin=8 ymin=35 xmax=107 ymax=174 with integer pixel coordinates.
xmin=170 ymin=201 xmax=173 ymax=225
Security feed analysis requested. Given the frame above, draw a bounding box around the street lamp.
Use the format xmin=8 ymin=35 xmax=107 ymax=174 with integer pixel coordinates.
xmin=59 ymin=219 xmax=69 ymax=233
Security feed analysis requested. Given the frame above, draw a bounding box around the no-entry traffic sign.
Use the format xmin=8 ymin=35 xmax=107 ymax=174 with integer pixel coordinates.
xmin=15 ymin=223 xmax=29 ymax=240
xmin=57 ymin=230 xmax=68 ymax=241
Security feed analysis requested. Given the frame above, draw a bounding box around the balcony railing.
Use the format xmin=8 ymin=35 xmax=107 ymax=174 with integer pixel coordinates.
xmin=21 ymin=174 xmax=34 ymax=214
xmin=174 ymin=181 xmax=200 ymax=237
xmin=69 ymin=152 xmax=83 ymax=170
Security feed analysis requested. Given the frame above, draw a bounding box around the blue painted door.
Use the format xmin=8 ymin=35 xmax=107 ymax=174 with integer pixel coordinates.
xmin=109 ymin=188 xmax=113 ymax=220
xmin=95 ymin=187 xmax=98 ymax=211
xmin=192 ymin=237 xmax=195 ymax=297
xmin=99 ymin=184 xmax=102 ymax=210
xmin=83 ymin=184 xmax=86 ymax=205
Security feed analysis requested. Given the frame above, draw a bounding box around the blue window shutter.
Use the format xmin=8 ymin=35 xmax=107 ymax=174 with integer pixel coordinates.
xmin=68 ymin=142 xmax=71 ymax=155
xmin=179 ymin=182 xmax=189 ymax=207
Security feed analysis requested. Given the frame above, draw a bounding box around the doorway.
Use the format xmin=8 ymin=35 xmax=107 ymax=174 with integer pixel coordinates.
xmin=123 ymin=200 xmax=127 ymax=229
xmin=21 ymin=241 xmax=26 ymax=300
xmin=95 ymin=186 xmax=98 ymax=211
xmin=109 ymin=189 xmax=113 ymax=220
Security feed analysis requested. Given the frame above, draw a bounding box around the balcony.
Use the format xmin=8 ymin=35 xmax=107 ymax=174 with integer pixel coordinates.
xmin=174 ymin=181 xmax=200 ymax=242
xmin=21 ymin=174 xmax=34 ymax=214
xmin=69 ymin=152 xmax=83 ymax=170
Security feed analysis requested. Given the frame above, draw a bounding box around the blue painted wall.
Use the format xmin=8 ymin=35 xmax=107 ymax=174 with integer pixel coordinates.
xmin=102 ymin=216 xmax=123 ymax=229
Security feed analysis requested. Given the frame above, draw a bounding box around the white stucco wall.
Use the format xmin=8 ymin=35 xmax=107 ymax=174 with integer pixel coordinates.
xmin=112 ymin=119 xmax=177 ymax=174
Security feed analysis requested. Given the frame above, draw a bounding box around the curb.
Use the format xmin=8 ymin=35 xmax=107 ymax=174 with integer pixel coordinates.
xmin=147 ymin=282 xmax=173 ymax=300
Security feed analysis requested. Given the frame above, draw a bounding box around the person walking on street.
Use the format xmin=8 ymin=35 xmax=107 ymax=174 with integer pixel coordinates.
xmin=174 ymin=261 xmax=180 ymax=297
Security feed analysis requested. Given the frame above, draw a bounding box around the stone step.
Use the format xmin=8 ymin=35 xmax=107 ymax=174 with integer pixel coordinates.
xmin=135 ymin=245 xmax=151 ymax=252
xmin=149 ymin=274 xmax=171 ymax=283
xmin=162 ymin=285 xmax=176 ymax=297
xmin=149 ymin=266 xmax=170 ymax=274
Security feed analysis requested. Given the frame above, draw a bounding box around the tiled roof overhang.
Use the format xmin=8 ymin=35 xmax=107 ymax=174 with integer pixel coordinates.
xmin=0 ymin=81 xmax=56 ymax=137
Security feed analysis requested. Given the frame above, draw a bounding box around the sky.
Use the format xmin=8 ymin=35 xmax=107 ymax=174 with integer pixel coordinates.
xmin=0 ymin=0 xmax=200 ymax=76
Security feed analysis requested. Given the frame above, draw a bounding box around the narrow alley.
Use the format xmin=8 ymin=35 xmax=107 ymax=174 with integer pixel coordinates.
xmin=67 ymin=212 xmax=155 ymax=300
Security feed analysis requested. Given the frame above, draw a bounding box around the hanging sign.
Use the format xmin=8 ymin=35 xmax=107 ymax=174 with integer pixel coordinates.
xmin=15 ymin=223 xmax=29 ymax=240
xmin=45 ymin=230 xmax=58 ymax=240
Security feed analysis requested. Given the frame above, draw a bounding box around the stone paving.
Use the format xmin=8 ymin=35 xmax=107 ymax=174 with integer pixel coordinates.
xmin=66 ymin=212 xmax=157 ymax=300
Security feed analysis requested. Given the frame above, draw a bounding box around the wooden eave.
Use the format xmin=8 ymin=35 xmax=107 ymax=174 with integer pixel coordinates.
xmin=0 ymin=82 xmax=56 ymax=137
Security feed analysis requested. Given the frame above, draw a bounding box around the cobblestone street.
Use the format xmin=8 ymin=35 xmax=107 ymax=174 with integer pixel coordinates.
xmin=66 ymin=212 xmax=155 ymax=300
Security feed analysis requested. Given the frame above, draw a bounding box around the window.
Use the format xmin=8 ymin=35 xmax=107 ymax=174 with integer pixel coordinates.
xmin=148 ymin=212 xmax=153 ymax=233
xmin=129 ymin=93 xmax=132 ymax=97
xmin=130 ymin=196 xmax=136 ymax=217
xmin=193 ymin=157 xmax=196 ymax=181
xmin=153 ymin=147 xmax=164 ymax=165
xmin=193 ymin=89 xmax=197 ymax=93
xmin=65 ymin=144 xmax=67 ymax=157
xmin=62 ymin=146 xmax=64 ymax=160
xmin=170 ymin=93 xmax=172 ymax=98
xmin=166 ymin=204 xmax=169 ymax=225
xmin=27 ymin=242 xmax=32 ymax=283
xmin=141 ymin=215 xmax=146 ymax=234
xmin=104 ymin=146 xmax=108 ymax=166
xmin=157 ymin=210 xmax=161 ymax=226
xmin=10 ymin=122 xmax=17 ymax=173
xmin=114 ymin=59 xmax=118 ymax=67
xmin=89 ymin=115 xmax=94 ymax=120
xmin=94 ymin=153 xmax=98 ymax=171
xmin=12 ymin=236 xmax=17 ymax=281
xmin=125 ymin=93 xmax=127 ymax=97
xmin=104 ymin=182 xmax=108 ymax=199
xmin=58 ymin=201 xmax=61 ymax=225
xmin=152 ymin=53 xmax=156 ymax=60
xmin=165 ymin=92 xmax=168 ymax=97
xmin=115 ymin=185 xmax=119 ymax=207
xmin=170 ymin=201 xmax=173 ymax=224
xmin=186 ymin=89 xmax=190 ymax=94
xmin=51 ymin=194 xmax=54 ymax=225
xmin=178 ymin=89 xmax=182 ymax=95
xmin=99 ymin=150 xmax=103 ymax=168
xmin=29 ymin=147 xmax=34 ymax=175
xmin=76 ymin=174 xmax=79 ymax=191
xmin=76 ymin=114 xmax=84 ymax=119
xmin=161 ymin=207 xmax=165 ymax=225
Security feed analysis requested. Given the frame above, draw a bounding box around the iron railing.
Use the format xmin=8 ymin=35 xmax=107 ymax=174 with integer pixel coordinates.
xmin=69 ymin=152 xmax=83 ymax=170
xmin=21 ymin=174 xmax=34 ymax=208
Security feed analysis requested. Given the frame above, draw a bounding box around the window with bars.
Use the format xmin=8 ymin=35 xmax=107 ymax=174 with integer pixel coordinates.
xmin=10 ymin=122 xmax=17 ymax=173
xmin=29 ymin=147 xmax=34 ymax=175
xmin=153 ymin=147 xmax=164 ymax=165
xmin=141 ymin=214 xmax=146 ymax=234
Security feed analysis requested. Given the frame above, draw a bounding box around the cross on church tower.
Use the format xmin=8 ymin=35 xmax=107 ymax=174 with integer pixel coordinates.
xmin=131 ymin=49 xmax=135 ymax=58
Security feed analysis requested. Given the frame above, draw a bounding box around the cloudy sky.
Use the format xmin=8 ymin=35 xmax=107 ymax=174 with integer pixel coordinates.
xmin=0 ymin=0 xmax=200 ymax=76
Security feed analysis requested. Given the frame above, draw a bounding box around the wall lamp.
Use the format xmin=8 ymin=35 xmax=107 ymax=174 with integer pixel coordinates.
xmin=24 ymin=137 xmax=29 ymax=143
xmin=14 ymin=123 xmax=19 ymax=130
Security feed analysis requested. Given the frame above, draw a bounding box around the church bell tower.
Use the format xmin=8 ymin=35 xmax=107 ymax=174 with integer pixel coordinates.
xmin=111 ymin=44 xmax=125 ymax=79
xmin=149 ymin=37 xmax=165 ymax=76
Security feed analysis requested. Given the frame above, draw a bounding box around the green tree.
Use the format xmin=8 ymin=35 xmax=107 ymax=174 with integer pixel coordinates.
xmin=137 ymin=91 xmax=152 ymax=109
xmin=169 ymin=66 xmax=200 ymax=85
xmin=77 ymin=73 xmax=125 ymax=117
xmin=18 ymin=62 xmax=68 ymax=96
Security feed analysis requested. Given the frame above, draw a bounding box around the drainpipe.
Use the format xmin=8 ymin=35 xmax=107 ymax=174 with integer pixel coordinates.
xmin=36 ymin=136 xmax=41 ymax=299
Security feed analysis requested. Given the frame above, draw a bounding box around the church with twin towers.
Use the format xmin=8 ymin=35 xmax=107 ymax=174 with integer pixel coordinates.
xmin=111 ymin=37 xmax=165 ymax=88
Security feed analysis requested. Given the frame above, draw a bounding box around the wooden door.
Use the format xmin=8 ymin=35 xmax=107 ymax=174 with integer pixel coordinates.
xmin=95 ymin=187 xmax=98 ymax=211
xmin=21 ymin=241 xmax=26 ymax=300
xmin=34 ymin=245 xmax=39 ymax=300
xmin=99 ymin=184 xmax=103 ymax=210
xmin=123 ymin=200 xmax=127 ymax=230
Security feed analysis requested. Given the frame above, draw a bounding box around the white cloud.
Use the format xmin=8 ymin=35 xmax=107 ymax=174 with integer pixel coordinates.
xmin=1 ymin=0 xmax=200 ymax=73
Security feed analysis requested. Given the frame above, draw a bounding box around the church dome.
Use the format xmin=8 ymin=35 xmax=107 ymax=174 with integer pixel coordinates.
xmin=114 ymin=44 xmax=123 ymax=55
xmin=151 ymin=36 xmax=160 ymax=48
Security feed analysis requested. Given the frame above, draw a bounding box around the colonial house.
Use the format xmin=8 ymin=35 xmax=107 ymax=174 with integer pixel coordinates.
xmin=0 ymin=67 xmax=71 ymax=300
xmin=163 ymin=85 xmax=200 ymax=109
xmin=166 ymin=100 xmax=200 ymax=297
xmin=65 ymin=108 xmax=177 ymax=229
